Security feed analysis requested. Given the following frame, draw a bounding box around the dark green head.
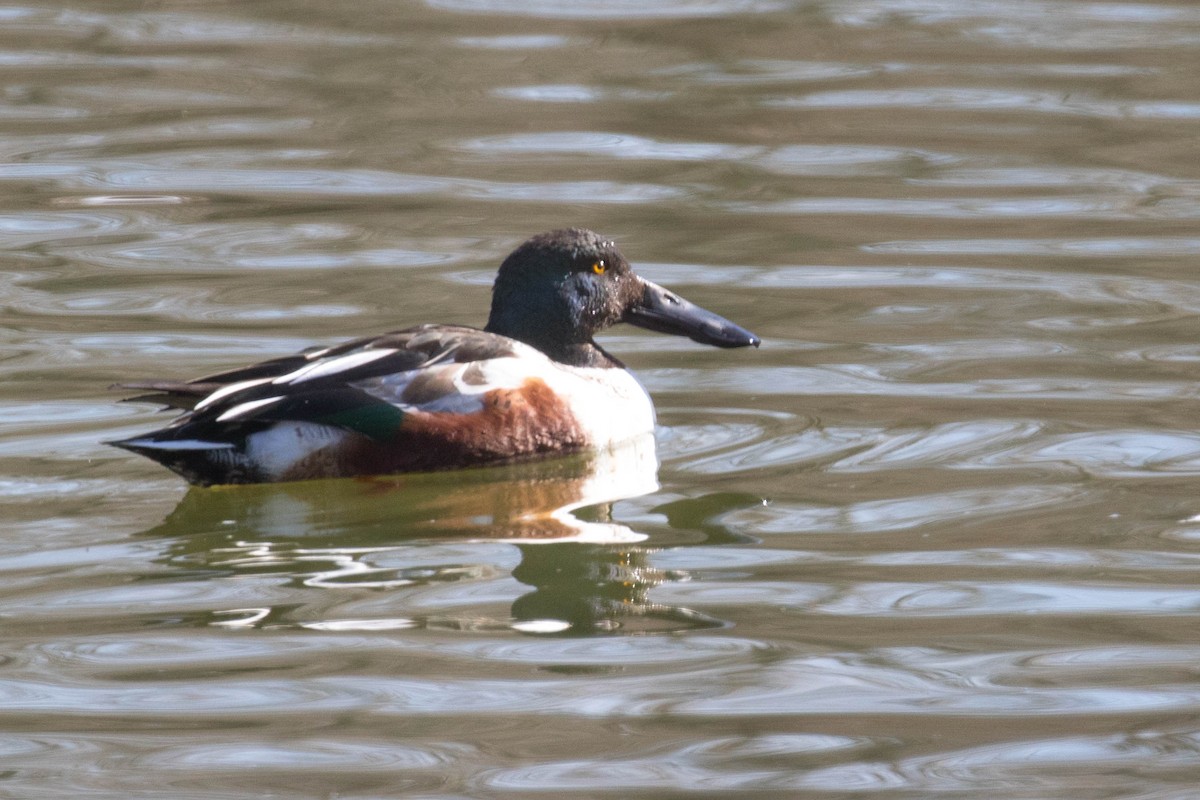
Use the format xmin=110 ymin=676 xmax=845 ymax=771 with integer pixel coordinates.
xmin=485 ymin=228 xmax=760 ymax=367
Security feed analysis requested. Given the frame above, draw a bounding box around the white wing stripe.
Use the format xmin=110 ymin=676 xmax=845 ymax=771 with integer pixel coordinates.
xmin=194 ymin=377 xmax=274 ymax=412
xmin=120 ymin=437 xmax=236 ymax=451
xmin=273 ymin=348 xmax=396 ymax=385
xmin=216 ymin=396 xmax=284 ymax=422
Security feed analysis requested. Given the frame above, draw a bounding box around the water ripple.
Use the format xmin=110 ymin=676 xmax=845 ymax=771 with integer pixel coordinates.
xmin=72 ymin=9 xmax=383 ymax=45
xmin=483 ymin=727 xmax=1200 ymax=793
xmin=806 ymin=731 xmax=1200 ymax=793
xmin=910 ymin=165 xmax=1174 ymax=190
xmin=427 ymin=0 xmax=788 ymax=19
xmin=646 ymin=365 xmax=1200 ymax=402
xmin=434 ymin=634 xmax=759 ymax=666
xmin=719 ymin=484 xmax=1080 ymax=534
xmin=656 ymin=579 xmax=1200 ymax=618
xmin=53 ymin=162 xmax=686 ymax=203
xmin=55 ymin=220 xmax=469 ymax=273
xmin=658 ymin=408 xmax=795 ymax=464
xmin=678 ymin=424 xmax=884 ymax=475
xmin=455 ymin=34 xmax=577 ymax=49
xmin=972 ymin=430 xmax=1200 ymax=477
xmin=0 ymin=210 xmax=132 ymax=249
xmin=727 ymin=194 xmax=1181 ymax=220
xmin=770 ymin=89 xmax=1200 ymax=119
xmin=142 ymin=738 xmax=468 ymax=770
xmin=826 ymin=0 xmax=1200 ymax=49
xmin=866 ymin=237 xmax=1200 ymax=257
xmin=459 ymin=131 xmax=761 ymax=162
xmin=6 ymin=286 xmax=360 ymax=322
xmin=677 ymin=652 xmax=1200 ymax=716
xmin=492 ymin=84 xmax=669 ymax=103
xmin=828 ymin=420 xmax=1044 ymax=472
xmin=458 ymin=131 xmax=954 ymax=176
xmin=659 ymin=58 xmax=885 ymax=84
xmin=483 ymin=734 xmax=875 ymax=792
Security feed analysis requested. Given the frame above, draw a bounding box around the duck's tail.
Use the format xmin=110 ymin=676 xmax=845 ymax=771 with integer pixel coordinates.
xmin=107 ymin=432 xmax=255 ymax=487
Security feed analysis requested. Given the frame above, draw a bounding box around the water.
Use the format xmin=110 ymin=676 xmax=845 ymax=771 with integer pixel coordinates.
xmin=4 ymin=0 xmax=1200 ymax=796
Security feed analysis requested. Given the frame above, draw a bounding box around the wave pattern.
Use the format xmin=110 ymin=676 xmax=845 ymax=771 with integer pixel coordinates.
xmin=4 ymin=0 xmax=1200 ymax=797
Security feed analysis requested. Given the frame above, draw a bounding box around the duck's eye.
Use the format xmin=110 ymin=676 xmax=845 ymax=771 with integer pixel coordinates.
xmin=591 ymin=260 xmax=607 ymax=275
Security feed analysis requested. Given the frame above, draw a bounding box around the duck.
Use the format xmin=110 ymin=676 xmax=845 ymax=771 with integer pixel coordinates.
xmin=109 ymin=228 xmax=760 ymax=486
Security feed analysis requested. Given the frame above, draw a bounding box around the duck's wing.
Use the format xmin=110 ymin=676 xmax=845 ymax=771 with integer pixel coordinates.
xmin=109 ymin=325 xmax=583 ymax=484
xmin=114 ymin=325 xmax=536 ymax=442
xmin=113 ymin=355 xmax=311 ymax=410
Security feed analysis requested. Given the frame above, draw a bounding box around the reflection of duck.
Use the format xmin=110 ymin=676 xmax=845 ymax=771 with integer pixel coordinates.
xmin=149 ymin=434 xmax=660 ymax=545
xmin=110 ymin=228 xmax=759 ymax=485
xmin=510 ymin=544 xmax=724 ymax=635
xmin=142 ymin=435 xmax=727 ymax=634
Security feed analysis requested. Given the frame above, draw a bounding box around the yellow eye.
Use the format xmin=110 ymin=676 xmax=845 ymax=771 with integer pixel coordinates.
xmin=592 ymin=260 xmax=607 ymax=275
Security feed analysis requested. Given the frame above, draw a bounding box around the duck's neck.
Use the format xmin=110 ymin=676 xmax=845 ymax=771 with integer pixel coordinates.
xmin=485 ymin=312 xmax=622 ymax=369
xmin=551 ymin=341 xmax=626 ymax=369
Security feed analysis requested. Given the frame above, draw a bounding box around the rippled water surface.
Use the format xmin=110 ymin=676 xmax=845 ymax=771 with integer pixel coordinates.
xmin=6 ymin=1 xmax=1200 ymax=797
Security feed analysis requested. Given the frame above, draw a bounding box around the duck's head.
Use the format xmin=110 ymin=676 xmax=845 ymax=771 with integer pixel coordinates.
xmin=486 ymin=228 xmax=760 ymax=367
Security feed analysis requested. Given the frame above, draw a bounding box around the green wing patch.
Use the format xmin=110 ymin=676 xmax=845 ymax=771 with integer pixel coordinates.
xmin=321 ymin=403 xmax=406 ymax=441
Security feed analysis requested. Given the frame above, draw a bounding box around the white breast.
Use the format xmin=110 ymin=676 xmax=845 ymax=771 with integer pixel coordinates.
xmin=540 ymin=361 xmax=656 ymax=447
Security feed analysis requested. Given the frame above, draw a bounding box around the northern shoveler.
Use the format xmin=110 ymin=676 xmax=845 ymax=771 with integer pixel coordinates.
xmin=110 ymin=228 xmax=760 ymax=486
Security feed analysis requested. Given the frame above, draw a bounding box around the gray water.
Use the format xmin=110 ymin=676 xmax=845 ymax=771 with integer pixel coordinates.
xmin=5 ymin=1 xmax=1200 ymax=797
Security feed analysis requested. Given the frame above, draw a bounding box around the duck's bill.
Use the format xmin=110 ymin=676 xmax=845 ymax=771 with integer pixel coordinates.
xmin=623 ymin=279 xmax=761 ymax=348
